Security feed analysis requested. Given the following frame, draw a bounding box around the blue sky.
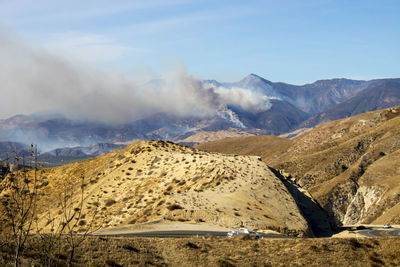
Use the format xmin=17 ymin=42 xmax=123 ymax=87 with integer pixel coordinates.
xmin=0 ymin=0 xmax=399 ymax=84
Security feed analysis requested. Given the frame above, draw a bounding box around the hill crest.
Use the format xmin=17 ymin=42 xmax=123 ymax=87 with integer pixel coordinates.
xmin=11 ymin=141 xmax=315 ymax=236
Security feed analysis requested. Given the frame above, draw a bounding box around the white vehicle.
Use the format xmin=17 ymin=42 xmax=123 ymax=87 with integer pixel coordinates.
xmin=227 ymin=228 xmax=260 ymax=239
xmin=383 ymin=224 xmax=392 ymax=228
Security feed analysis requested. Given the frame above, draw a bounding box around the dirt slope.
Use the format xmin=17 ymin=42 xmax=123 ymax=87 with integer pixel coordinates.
xmin=11 ymin=141 xmax=313 ymax=236
xmin=173 ymin=128 xmax=256 ymax=145
xmin=195 ymin=135 xmax=292 ymax=164
xmin=275 ymin=106 xmax=400 ymax=226
xmin=196 ymin=106 xmax=400 ymax=226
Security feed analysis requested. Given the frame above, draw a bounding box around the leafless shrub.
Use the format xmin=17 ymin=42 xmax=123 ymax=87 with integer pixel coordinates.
xmin=56 ymin=173 xmax=100 ymax=266
xmin=0 ymin=145 xmax=39 ymax=266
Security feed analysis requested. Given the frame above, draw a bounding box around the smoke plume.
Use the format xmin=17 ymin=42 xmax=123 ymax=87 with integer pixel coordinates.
xmin=0 ymin=29 xmax=271 ymax=124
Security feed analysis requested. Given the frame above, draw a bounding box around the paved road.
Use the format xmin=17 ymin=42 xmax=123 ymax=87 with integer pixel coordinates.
xmin=95 ymin=227 xmax=400 ymax=238
xmin=340 ymin=226 xmax=400 ymax=237
xmin=357 ymin=227 xmax=400 ymax=237
xmin=95 ymin=230 xmax=288 ymax=239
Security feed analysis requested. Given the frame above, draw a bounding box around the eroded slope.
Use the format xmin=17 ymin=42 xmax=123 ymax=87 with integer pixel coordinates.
xmin=197 ymin=106 xmax=400 ymax=226
xmin=275 ymin=107 xmax=400 ymax=225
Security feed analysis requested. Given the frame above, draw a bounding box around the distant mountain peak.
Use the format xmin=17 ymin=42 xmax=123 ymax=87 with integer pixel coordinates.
xmin=248 ymin=73 xmax=261 ymax=78
xmin=243 ymin=73 xmax=268 ymax=81
xmin=238 ymin=73 xmax=273 ymax=87
xmin=202 ymin=79 xmax=222 ymax=87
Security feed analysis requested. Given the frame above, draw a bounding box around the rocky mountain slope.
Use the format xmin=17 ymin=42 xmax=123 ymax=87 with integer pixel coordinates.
xmin=0 ymin=141 xmax=126 ymax=167
xmin=1 ymin=141 xmax=336 ymax=237
xmin=0 ymin=141 xmax=32 ymax=159
xmin=216 ymin=74 xmax=373 ymax=114
xmin=197 ymin=106 xmax=400 ymax=226
xmin=301 ymin=79 xmax=400 ymax=127
xmin=228 ymin=99 xmax=310 ymax=134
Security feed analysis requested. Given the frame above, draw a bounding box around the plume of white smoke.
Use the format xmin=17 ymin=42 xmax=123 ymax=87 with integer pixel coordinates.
xmin=0 ymin=29 xmax=272 ymax=124
xmin=212 ymin=86 xmax=273 ymax=112
xmin=216 ymin=105 xmax=246 ymax=128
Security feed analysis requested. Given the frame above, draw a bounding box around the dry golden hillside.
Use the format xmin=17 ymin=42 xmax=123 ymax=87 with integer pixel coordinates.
xmin=195 ymin=135 xmax=292 ymax=164
xmin=197 ymin=106 xmax=400 ymax=226
xmin=5 ymin=141 xmax=316 ymax=236
xmin=173 ymin=128 xmax=256 ymax=144
xmin=277 ymin=106 xmax=400 ymax=226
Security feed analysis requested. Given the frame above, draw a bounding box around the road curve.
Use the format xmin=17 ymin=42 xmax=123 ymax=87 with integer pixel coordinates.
xmin=357 ymin=228 xmax=400 ymax=237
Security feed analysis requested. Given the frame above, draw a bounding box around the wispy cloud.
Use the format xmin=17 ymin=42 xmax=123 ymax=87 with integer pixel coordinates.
xmin=0 ymin=0 xmax=257 ymax=67
xmin=0 ymin=0 xmax=192 ymax=25
xmin=110 ymin=5 xmax=258 ymax=37
xmin=42 ymin=31 xmax=146 ymax=64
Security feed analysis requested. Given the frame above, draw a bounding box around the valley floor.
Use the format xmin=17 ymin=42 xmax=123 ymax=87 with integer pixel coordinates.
xmin=1 ymin=235 xmax=399 ymax=266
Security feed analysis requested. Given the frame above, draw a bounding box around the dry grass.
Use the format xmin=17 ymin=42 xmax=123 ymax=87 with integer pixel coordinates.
xmin=195 ymin=135 xmax=292 ymax=163
xmin=174 ymin=127 xmax=256 ymax=144
xmin=1 ymin=236 xmax=399 ymax=266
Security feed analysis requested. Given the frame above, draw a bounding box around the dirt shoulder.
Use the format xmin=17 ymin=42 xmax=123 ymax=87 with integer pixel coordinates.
xmin=94 ymin=222 xmax=284 ymax=236
xmin=94 ymin=222 xmax=233 ymax=235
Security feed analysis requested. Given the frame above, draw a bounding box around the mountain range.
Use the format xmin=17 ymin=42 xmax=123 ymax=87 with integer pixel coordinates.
xmin=0 ymin=141 xmax=125 ymax=167
xmin=1 ymin=74 xmax=399 ymax=160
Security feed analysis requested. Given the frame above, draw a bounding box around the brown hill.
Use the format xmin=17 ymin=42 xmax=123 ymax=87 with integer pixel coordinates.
xmin=3 ymin=141 xmax=318 ymax=236
xmin=172 ymin=127 xmax=257 ymax=145
xmin=196 ymin=135 xmax=292 ymax=164
xmin=196 ymin=106 xmax=400 ymax=226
